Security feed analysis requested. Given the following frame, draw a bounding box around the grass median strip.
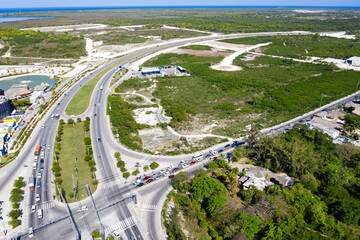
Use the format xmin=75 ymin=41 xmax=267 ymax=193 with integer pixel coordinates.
xmin=53 ymin=119 xmax=96 ymax=203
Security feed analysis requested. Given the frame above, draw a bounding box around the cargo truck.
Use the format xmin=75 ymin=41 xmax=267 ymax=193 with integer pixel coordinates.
xmin=29 ymin=176 xmax=35 ymax=191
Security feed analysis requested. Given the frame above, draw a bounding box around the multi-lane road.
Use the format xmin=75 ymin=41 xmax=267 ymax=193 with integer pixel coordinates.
xmin=2 ymin=30 xmax=358 ymax=240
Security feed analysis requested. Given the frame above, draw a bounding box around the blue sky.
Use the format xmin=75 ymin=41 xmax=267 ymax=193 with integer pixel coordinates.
xmin=0 ymin=0 xmax=359 ymax=8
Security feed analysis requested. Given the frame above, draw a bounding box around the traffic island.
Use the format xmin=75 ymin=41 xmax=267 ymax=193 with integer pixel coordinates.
xmin=52 ymin=118 xmax=97 ymax=203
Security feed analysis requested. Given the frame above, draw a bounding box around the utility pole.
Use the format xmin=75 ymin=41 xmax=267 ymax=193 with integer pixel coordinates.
xmin=86 ymin=184 xmax=105 ymax=240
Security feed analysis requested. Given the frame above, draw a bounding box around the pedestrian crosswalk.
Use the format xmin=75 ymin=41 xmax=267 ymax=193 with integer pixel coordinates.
xmin=100 ymin=179 xmax=122 ymax=189
xmin=29 ymin=201 xmax=55 ymax=210
xmin=104 ymin=216 xmax=137 ymax=235
xmin=141 ymin=204 xmax=157 ymax=212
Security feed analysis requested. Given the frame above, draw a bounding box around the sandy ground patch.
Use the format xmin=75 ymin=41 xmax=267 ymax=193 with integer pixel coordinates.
xmin=22 ymin=24 xmax=108 ymax=32
xmin=320 ymin=31 xmax=356 ymax=39
xmin=62 ymin=64 xmax=88 ymax=78
xmin=0 ymin=65 xmax=72 ymax=78
xmin=116 ymin=25 xmax=144 ymax=31
xmin=133 ymin=107 xmax=159 ymax=126
xmin=203 ymin=41 xmax=272 ymax=71
xmin=139 ymin=127 xmax=179 ymax=150
xmin=169 ymin=48 xmax=230 ymax=57
xmin=241 ymin=53 xmax=259 ymax=61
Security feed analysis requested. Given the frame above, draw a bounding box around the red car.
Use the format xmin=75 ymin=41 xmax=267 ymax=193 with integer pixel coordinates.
xmin=168 ymin=175 xmax=175 ymax=179
xmin=190 ymin=161 xmax=196 ymax=165
xmin=146 ymin=179 xmax=153 ymax=184
xmin=144 ymin=176 xmax=151 ymax=181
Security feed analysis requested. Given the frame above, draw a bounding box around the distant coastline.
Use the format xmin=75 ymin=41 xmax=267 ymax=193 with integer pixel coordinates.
xmin=0 ymin=6 xmax=360 ymax=14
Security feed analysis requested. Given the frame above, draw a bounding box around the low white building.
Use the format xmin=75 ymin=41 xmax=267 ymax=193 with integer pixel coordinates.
xmin=306 ymin=116 xmax=340 ymax=138
xmin=347 ymin=56 xmax=360 ymax=67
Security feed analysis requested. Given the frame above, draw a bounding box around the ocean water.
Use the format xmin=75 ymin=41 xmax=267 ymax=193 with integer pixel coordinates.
xmin=0 ymin=75 xmax=57 ymax=91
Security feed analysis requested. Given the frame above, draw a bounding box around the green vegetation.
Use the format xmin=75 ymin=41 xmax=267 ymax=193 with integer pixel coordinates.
xmin=150 ymin=162 xmax=159 ymax=170
xmin=222 ymin=34 xmax=360 ymax=59
xmin=167 ymin=127 xmax=360 ymax=239
xmin=53 ymin=120 xmax=96 ymax=203
xmin=7 ymin=177 xmax=25 ymax=229
xmin=180 ymin=45 xmax=212 ymax=50
xmin=120 ymin=52 xmax=360 ymax=137
xmin=0 ymin=27 xmax=86 ymax=59
xmin=107 ymin=94 xmax=145 ymax=151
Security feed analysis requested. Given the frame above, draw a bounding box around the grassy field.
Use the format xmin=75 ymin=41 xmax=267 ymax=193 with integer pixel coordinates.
xmin=0 ymin=28 xmax=86 ymax=59
xmin=66 ymin=61 xmax=122 ymax=116
xmin=57 ymin=122 xmax=96 ymax=202
xmin=222 ymin=35 xmax=360 ymax=59
xmin=180 ymin=45 xmax=212 ymax=50
xmin=118 ymin=52 xmax=360 ymax=137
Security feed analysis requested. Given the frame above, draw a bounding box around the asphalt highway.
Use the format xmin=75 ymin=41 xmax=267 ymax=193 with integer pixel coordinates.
xmin=2 ymin=30 xmax=351 ymax=240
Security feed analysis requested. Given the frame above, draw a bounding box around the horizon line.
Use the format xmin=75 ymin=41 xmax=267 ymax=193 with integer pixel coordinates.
xmin=1 ymin=5 xmax=360 ymax=10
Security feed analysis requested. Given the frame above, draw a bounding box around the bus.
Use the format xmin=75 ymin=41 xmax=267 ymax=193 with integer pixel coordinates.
xmin=34 ymin=145 xmax=41 ymax=156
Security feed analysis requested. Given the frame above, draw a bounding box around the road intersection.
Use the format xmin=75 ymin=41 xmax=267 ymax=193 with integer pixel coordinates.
xmin=1 ymin=30 xmax=359 ymax=240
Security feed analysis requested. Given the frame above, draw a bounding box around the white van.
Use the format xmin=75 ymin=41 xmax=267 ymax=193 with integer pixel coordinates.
xmin=192 ymin=153 xmax=203 ymax=162
xmin=37 ymin=209 xmax=43 ymax=219
xmin=33 ymin=162 xmax=38 ymax=170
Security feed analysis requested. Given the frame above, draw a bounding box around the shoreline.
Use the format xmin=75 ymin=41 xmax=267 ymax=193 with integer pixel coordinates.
xmin=0 ymin=73 xmax=59 ymax=81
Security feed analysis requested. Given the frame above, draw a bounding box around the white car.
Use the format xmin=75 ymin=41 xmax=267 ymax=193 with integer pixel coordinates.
xmin=113 ymin=230 xmax=120 ymax=238
xmin=31 ymin=205 xmax=36 ymax=213
xmin=41 ymin=125 xmax=44 ymax=128
xmin=81 ymin=206 xmax=88 ymax=211
xmin=182 ymin=163 xmax=189 ymax=168
xmin=160 ymin=169 xmax=166 ymax=173
xmin=33 ymin=162 xmax=38 ymax=170
xmin=28 ymin=227 xmax=34 ymax=238
xmin=48 ymin=145 xmax=51 ymax=150
xmin=180 ymin=160 xmax=186 ymax=164
xmin=34 ymin=156 xmax=39 ymax=162
xmin=164 ymin=172 xmax=170 ymax=176
xmin=167 ymin=165 xmax=173 ymax=170
xmin=209 ymin=149 xmax=218 ymax=156
xmin=37 ymin=173 xmax=42 ymax=179
xmin=36 ymin=194 xmax=40 ymax=202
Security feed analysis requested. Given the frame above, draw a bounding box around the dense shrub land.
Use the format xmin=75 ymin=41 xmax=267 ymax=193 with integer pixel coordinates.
xmin=222 ymin=34 xmax=360 ymax=59
xmin=0 ymin=27 xmax=86 ymax=58
xmin=166 ymin=126 xmax=360 ymax=239
xmin=119 ymin=47 xmax=360 ymax=137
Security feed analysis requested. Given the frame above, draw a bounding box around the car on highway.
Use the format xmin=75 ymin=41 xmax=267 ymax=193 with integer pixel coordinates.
xmin=211 ymin=156 xmax=218 ymax=161
xmin=144 ymin=176 xmax=151 ymax=181
xmin=98 ymin=138 xmax=101 ymax=142
xmin=36 ymin=194 xmax=40 ymax=202
xmin=218 ymin=149 xmax=224 ymax=153
xmin=190 ymin=161 xmax=196 ymax=165
xmin=41 ymin=125 xmax=44 ymax=128
xmin=160 ymin=169 xmax=166 ymax=174
xmin=37 ymin=173 xmax=42 ymax=178
xmin=40 ymin=166 xmax=44 ymax=171
xmin=168 ymin=175 xmax=175 ymax=179
xmin=182 ymin=163 xmax=189 ymax=168
xmin=94 ymin=113 xmax=97 ymax=117
xmin=146 ymin=179 xmax=153 ymax=184
xmin=37 ymin=182 xmax=41 ymax=188
xmin=113 ymin=230 xmax=120 ymax=238
xmin=33 ymin=162 xmax=38 ymax=170
xmin=48 ymin=145 xmax=51 ymax=150
xmin=34 ymin=156 xmax=38 ymax=162
xmin=40 ymin=158 xmax=44 ymax=164
xmin=129 ymin=233 xmax=135 ymax=240
xmin=225 ymin=144 xmax=231 ymax=148
xmin=180 ymin=160 xmax=186 ymax=163
xmin=171 ymin=167 xmax=179 ymax=173
xmin=38 ymin=209 xmax=43 ymax=219
xmin=31 ymin=205 xmax=36 ymax=213
xmin=164 ymin=172 xmax=170 ymax=176
xmin=28 ymin=227 xmax=34 ymax=238
xmin=155 ymin=175 xmax=162 ymax=180
xmin=167 ymin=165 xmax=173 ymax=171
xmin=209 ymin=149 xmax=217 ymax=156
xmin=137 ymin=183 xmax=144 ymax=187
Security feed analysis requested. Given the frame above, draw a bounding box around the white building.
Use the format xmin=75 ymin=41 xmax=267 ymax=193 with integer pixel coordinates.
xmin=347 ymin=56 xmax=360 ymax=67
